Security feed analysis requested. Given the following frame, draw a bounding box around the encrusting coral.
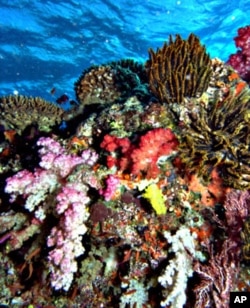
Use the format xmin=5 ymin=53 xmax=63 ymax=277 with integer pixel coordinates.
xmin=0 ymin=95 xmax=65 ymax=134
xmin=146 ymin=33 xmax=212 ymax=104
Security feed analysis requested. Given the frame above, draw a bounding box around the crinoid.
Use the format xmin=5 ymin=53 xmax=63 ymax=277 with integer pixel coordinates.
xmin=179 ymin=86 xmax=250 ymax=189
xmin=146 ymin=33 xmax=212 ymax=104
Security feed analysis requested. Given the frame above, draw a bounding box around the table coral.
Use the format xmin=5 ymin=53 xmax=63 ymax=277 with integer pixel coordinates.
xmin=0 ymin=95 xmax=65 ymax=134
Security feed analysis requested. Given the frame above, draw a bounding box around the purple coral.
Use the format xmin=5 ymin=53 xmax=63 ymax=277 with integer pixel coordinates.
xmin=227 ymin=25 xmax=250 ymax=82
xmin=193 ymin=239 xmax=239 ymax=308
xmin=38 ymin=137 xmax=85 ymax=178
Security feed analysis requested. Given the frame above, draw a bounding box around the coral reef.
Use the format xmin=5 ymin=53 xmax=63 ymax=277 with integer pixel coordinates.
xmin=227 ymin=25 xmax=250 ymax=83
xmin=146 ymin=33 xmax=212 ymax=104
xmin=0 ymin=95 xmax=65 ymax=134
xmin=1 ymin=31 xmax=250 ymax=308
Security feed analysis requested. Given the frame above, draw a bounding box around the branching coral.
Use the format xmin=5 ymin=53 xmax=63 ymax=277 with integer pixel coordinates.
xmin=179 ymin=85 xmax=250 ymax=189
xmin=193 ymin=239 xmax=239 ymax=308
xmin=146 ymin=33 xmax=212 ymax=104
xmin=159 ymin=227 xmax=196 ymax=308
xmin=224 ymin=189 xmax=250 ymax=262
xmin=0 ymin=95 xmax=65 ymax=134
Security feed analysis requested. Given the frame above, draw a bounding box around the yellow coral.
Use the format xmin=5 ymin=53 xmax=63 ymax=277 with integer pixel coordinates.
xmin=143 ymin=183 xmax=166 ymax=215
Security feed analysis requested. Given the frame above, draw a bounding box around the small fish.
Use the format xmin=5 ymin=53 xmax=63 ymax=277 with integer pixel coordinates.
xmin=56 ymin=94 xmax=69 ymax=104
xmin=50 ymin=87 xmax=56 ymax=95
xmin=69 ymin=99 xmax=78 ymax=106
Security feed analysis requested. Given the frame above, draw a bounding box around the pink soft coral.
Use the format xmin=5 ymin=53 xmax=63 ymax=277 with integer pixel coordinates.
xmin=227 ymin=25 xmax=250 ymax=82
xmin=47 ymin=182 xmax=90 ymax=291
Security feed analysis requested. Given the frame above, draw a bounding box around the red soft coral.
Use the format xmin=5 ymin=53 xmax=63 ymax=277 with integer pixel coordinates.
xmin=131 ymin=128 xmax=179 ymax=178
xmin=100 ymin=134 xmax=131 ymax=153
xmin=227 ymin=25 xmax=250 ymax=82
xmin=100 ymin=128 xmax=178 ymax=178
xmin=100 ymin=134 xmax=133 ymax=171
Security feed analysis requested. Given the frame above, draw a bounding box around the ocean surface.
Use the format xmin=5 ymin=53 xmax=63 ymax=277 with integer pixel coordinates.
xmin=0 ymin=0 xmax=249 ymax=103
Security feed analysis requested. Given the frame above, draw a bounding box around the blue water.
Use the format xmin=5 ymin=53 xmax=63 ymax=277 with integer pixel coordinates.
xmin=0 ymin=0 xmax=249 ymax=103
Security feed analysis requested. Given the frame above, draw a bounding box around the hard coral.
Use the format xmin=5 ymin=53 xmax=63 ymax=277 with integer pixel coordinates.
xmin=75 ymin=59 xmax=149 ymax=106
xmin=0 ymin=95 xmax=64 ymax=134
xmin=75 ymin=65 xmax=121 ymax=105
xmin=227 ymin=25 xmax=250 ymax=83
xmin=146 ymin=33 xmax=212 ymax=104
xmin=180 ymin=86 xmax=250 ymax=189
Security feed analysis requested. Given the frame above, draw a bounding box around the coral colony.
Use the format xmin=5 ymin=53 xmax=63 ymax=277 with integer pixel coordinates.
xmin=1 ymin=27 xmax=250 ymax=308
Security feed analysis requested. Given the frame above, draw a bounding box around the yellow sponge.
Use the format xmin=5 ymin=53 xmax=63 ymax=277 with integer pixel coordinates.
xmin=143 ymin=183 xmax=166 ymax=215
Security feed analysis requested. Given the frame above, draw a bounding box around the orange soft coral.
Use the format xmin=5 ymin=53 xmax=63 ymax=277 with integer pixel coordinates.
xmin=187 ymin=168 xmax=230 ymax=207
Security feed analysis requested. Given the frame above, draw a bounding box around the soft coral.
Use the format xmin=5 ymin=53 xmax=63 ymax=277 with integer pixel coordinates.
xmin=227 ymin=25 xmax=250 ymax=82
